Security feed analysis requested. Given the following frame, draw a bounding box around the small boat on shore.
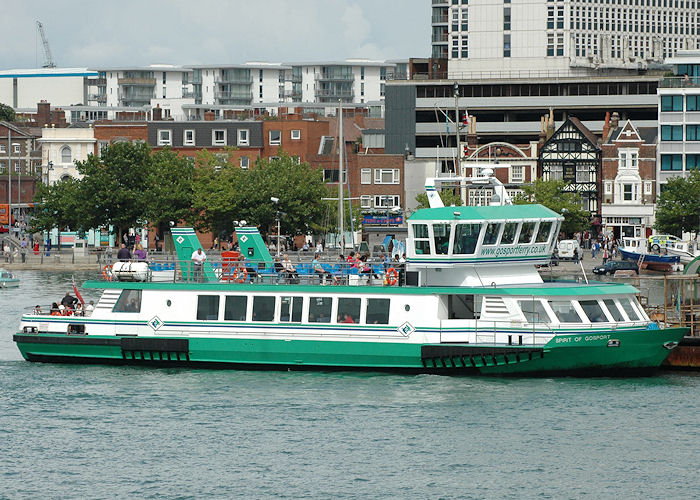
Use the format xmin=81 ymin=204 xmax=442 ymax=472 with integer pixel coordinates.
xmin=0 ymin=268 xmax=19 ymax=288
xmin=618 ymin=237 xmax=681 ymax=272
xmin=665 ymin=240 xmax=700 ymax=265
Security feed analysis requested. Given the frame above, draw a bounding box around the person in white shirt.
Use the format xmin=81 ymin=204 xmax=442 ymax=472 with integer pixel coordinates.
xmin=191 ymin=248 xmax=207 ymax=282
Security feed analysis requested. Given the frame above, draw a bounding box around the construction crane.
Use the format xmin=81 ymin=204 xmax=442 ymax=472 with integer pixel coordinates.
xmin=36 ymin=21 xmax=56 ymax=68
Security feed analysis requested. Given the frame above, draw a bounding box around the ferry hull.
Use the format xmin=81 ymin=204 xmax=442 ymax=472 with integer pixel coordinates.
xmin=13 ymin=326 xmax=687 ymax=376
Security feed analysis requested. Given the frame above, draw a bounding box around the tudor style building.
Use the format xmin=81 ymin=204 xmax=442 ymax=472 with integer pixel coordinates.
xmin=539 ymin=117 xmax=602 ymax=217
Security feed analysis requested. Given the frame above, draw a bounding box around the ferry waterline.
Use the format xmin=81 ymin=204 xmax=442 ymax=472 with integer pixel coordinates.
xmin=13 ymin=175 xmax=686 ymax=375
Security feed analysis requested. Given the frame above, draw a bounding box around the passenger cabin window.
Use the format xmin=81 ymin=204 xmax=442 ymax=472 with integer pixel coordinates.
xmin=579 ymin=300 xmax=607 ymax=322
xmin=413 ymin=224 xmax=431 ymax=255
xmin=252 ymin=296 xmax=275 ymax=322
xmin=366 ymin=298 xmax=390 ymax=324
xmin=518 ymin=222 xmax=536 ymax=244
xmin=453 ymin=223 xmax=480 ymax=255
xmin=535 ymin=221 xmax=553 ymax=243
xmin=548 ymin=300 xmax=583 ymax=323
xmin=619 ymin=298 xmax=642 ymax=321
xmin=224 ymin=295 xmax=247 ymax=321
xmin=280 ymin=296 xmax=303 ymax=322
xmin=483 ymin=223 xmax=501 ymax=245
xmin=113 ymin=289 xmax=142 ymax=313
xmin=433 ymin=224 xmax=451 ymax=254
xmin=603 ymin=299 xmax=624 ymax=321
xmin=309 ymin=297 xmax=332 ymax=323
xmin=517 ymin=299 xmax=550 ymax=323
xmin=196 ymin=295 xmax=220 ymax=320
xmin=337 ymin=298 xmax=361 ymax=323
xmin=447 ymin=295 xmax=475 ymax=319
xmin=501 ymin=222 xmax=518 ymax=244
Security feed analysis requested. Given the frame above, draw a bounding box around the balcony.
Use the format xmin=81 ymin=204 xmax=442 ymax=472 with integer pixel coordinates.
xmin=432 ymin=33 xmax=449 ymax=43
xmin=118 ymin=77 xmax=156 ymax=86
xmin=182 ymin=90 xmax=197 ymax=98
xmin=431 ymin=15 xmax=448 ymax=23
xmin=315 ymin=73 xmax=354 ymax=82
xmin=314 ymin=88 xmax=354 ymax=99
xmin=86 ymin=77 xmax=106 ymax=86
xmin=88 ymin=93 xmax=107 ymax=103
xmin=214 ymin=76 xmax=253 ymax=84
xmin=659 ymin=76 xmax=700 ymax=88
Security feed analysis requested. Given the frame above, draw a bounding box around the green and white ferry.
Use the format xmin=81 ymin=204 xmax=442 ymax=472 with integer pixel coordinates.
xmin=14 ymin=174 xmax=686 ymax=375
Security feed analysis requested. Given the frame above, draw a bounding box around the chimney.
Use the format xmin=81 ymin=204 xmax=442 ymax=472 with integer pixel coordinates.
xmin=37 ymin=101 xmax=50 ymax=128
xmin=602 ymin=111 xmax=611 ymax=143
xmin=152 ymin=105 xmax=163 ymax=121
xmin=466 ymin=115 xmax=477 ymax=149
xmin=545 ymin=109 xmax=555 ymax=140
xmin=204 ymin=110 xmax=215 ymax=121
xmin=610 ymin=111 xmax=620 ymax=129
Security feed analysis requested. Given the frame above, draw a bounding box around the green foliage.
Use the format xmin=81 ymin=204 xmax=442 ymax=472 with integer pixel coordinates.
xmin=31 ymin=177 xmax=82 ymax=232
xmin=145 ymin=148 xmax=195 ymax=228
xmin=0 ymin=103 xmax=15 ymax=122
xmin=414 ymin=189 xmax=464 ymax=210
xmin=514 ymin=179 xmax=590 ymax=234
xmin=655 ymin=171 xmax=700 ymax=235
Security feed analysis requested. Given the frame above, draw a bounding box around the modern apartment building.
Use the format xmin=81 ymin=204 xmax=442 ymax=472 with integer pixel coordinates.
xmin=657 ymin=50 xmax=700 ymax=190
xmin=432 ymin=0 xmax=700 ymax=78
xmin=0 ymin=67 xmax=98 ymax=109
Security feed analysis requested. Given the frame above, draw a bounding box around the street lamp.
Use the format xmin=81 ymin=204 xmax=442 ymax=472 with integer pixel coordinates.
xmin=271 ymin=197 xmax=281 ymax=257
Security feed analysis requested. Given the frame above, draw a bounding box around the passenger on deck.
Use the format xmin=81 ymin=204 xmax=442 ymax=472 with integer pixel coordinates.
xmin=191 ymin=248 xmax=207 ymax=282
xmin=312 ymin=253 xmax=332 ymax=284
xmin=134 ymin=244 xmax=147 ymax=261
xmin=61 ymin=292 xmax=78 ymax=310
xmin=339 ymin=313 xmax=355 ymax=323
xmin=85 ymin=300 xmax=95 ymax=313
xmin=281 ymin=254 xmax=298 ymax=283
xmin=74 ymin=303 xmax=84 ymax=316
xmin=117 ymin=243 xmax=131 ymax=261
xmin=34 ymin=305 xmax=42 ymax=315
xmin=50 ymin=302 xmax=60 ymax=315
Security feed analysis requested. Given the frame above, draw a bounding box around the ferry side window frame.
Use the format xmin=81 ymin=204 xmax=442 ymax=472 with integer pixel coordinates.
xmin=432 ymin=223 xmax=452 ymax=255
xmin=308 ymin=297 xmax=333 ymax=323
xmin=518 ymin=221 xmax=537 ymax=244
xmin=113 ymin=289 xmax=142 ymax=313
xmin=500 ymin=222 xmax=519 ymax=245
xmin=196 ymin=295 xmax=220 ymax=321
xmin=535 ymin=221 xmax=553 ymax=244
xmin=224 ymin=295 xmax=248 ymax=321
xmin=547 ymin=300 xmax=583 ymax=323
xmin=280 ymin=296 xmax=303 ymax=323
xmin=412 ymin=223 xmax=431 ymax=255
xmin=578 ymin=299 xmax=609 ymax=323
xmin=252 ymin=296 xmax=276 ymax=322
xmin=619 ymin=298 xmax=642 ymax=322
xmin=482 ymin=222 xmax=502 ymax=246
xmin=453 ymin=223 xmax=480 ymax=255
xmin=602 ymin=298 xmax=625 ymax=322
xmin=517 ymin=298 xmax=551 ymax=324
xmin=366 ymin=298 xmax=390 ymax=324
xmin=337 ymin=297 xmax=361 ymax=324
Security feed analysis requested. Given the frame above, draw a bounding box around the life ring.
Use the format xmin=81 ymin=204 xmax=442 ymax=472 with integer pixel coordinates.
xmin=233 ymin=266 xmax=248 ymax=283
xmin=102 ymin=265 xmax=113 ymax=281
xmin=385 ymin=267 xmax=398 ymax=286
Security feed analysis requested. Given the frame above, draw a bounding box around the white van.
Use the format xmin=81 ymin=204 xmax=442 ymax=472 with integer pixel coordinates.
xmin=557 ymin=240 xmax=581 ymax=261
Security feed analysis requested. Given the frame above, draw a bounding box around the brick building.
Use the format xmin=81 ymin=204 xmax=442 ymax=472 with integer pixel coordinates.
xmin=94 ymin=122 xmax=148 ymax=155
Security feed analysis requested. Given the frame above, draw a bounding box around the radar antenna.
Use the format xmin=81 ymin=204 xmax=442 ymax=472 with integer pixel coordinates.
xmin=36 ymin=21 xmax=56 ymax=68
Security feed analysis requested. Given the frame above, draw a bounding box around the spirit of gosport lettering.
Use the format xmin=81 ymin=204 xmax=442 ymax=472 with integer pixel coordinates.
xmin=480 ymin=244 xmax=549 ymax=257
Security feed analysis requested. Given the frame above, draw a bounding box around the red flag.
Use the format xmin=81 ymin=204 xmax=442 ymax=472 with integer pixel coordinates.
xmin=72 ymin=276 xmax=85 ymax=306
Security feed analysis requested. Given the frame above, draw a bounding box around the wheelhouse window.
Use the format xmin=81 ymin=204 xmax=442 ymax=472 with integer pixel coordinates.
xmin=501 ymin=222 xmax=518 ymax=244
xmin=252 ymin=296 xmax=275 ymax=322
xmin=433 ymin=223 xmax=451 ymax=254
xmin=113 ymin=289 xmax=142 ymax=313
xmin=535 ymin=222 xmax=553 ymax=243
xmin=196 ymin=295 xmax=220 ymax=320
xmin=579 ymin=300 xmax=607 ymax=322
xmin=337 ymin=298 xmax=361 ymax=323
xmin=548 ymin=300 xmax=583 ymax=323
xmin=482 ymin=223 xmax=501 ymax=245
xmin=518 ymin=222 xmax=536 ymax=244
xmin=224 ymin=295 xmax=247 ymax=321
xmin=602 ymin=299 xmax=624 ymax=321
xmin=309 ymin=297 xmax=332 ymax=323
xmin=619 ymin=298 xmax=642 ymax=321
xmin=517 ymin=299 xmax=550 ymax=323
xmin=280 ymin=296 xmax=303 ymax=323
xmin=453 ymin=223 xmax=480 ymax=255
xmin=366 ymin=298 xmax=390 ymax=324
xmin=413 ymin=224 xmax=431 ymax=255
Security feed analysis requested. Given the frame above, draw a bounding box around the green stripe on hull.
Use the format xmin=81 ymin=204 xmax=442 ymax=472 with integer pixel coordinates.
xmin=14 ymin=326 xmax=688 ymax=375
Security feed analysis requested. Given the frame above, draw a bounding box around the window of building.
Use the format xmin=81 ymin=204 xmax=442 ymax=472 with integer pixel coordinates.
xmin=113 ymin=289 xmax=142 ymax=313
xmin=269 ymin=130 xmax=281 ymax=145
xmin=687 ymin=125 xmax=700 ymax=141
xmin=366 ymin=298 xmax=390 ymax=324
xmin=360 ymin=195 xmax=371 ymax=209
xmin=98 ymin=141 xmax=109 ymax=157
xmin=337 ymin=298 xmax=361 ymax=323
xmin=361 ymin=168 xmax=371 ymax=184
xmin=374 ymin=168 xmax=400 ymax=184
xmin=224 ymin=296 xmax=247 ymax=321
xmin=661 ymin=95 xmax=683 ymax=111
xmin=604 ymin=181 xmax=613 ymax=194
xmin=60 ymin=145 xmax=72 ymax=163
xmin=14 ymin=161 xmax=20 ymax=173
xmin=291 ymin=129 xmax=301 ymax=140
xmin=238 ymin=129 xmax=249 ymax=146
xmin=661 ymin=125 xmax=683 ymax=141
xmin=623 ymin=184 xmax=634 ymax=201
xmin=183 ymin=129 xmax=195 ymax=146
xmin=503 ymin=7 xmax=511 ymax=31
xmin=240 ymin=156 xmax=249 ymax=169
xmin=688 ymin=95 xmax=699 ymax=112
xmin=12 ymin=144 xmax=20 ymax=153
xmin=374 ymin=195 xmax=399 ymax=208
xmin=0 ymin=145 xmax=5 ymax=153
xmin=503 ymin=34 xmax=511 ymax=57
xmin=196 ymin=295 xmax=220 ymax=320
xmin=644 ymin=180 xmax=653 ymax=194
xmin=252 ymin=296 xmax=275 ymax=322
xmin=280 ymin=296 xmax=303 ymax=323
xmin=511 ymin=165 xmax=524 ymax=183
xmin=309 ymin=297 xmax=332 ymax=323
xmin=212 ymin=129 xmax=226 ymax=146
xmin=660 ymin=154 xmax=683 ymax=170
xmin=323 ymin=169 xmax=339 ymax=183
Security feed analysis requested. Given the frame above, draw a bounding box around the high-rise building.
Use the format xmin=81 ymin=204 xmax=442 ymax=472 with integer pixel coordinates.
xmin=432 ymin=0 xmax=700 ymax=78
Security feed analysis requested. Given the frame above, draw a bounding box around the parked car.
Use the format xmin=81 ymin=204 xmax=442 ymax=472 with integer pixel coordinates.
xmin=648 ymin=234 xmax=681 ymax=252
xmin=592 ymin=260 xmax=639 ymax=275
xmin=557 ymin=239 xmax=581 ymax=261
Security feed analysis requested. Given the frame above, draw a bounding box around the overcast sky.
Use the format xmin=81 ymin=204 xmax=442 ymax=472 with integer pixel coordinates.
xmin=0 ymin=0 xmax=430 ymax=69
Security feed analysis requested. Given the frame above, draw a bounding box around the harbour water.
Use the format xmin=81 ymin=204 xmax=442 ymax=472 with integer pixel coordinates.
xmin=1 ymin=271 xmax=699 ymax=499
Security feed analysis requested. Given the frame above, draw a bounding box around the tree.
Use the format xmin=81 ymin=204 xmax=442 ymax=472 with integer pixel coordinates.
xmin=31 ymin=177 xmax=83 ymax=240
xmin=655 ymin=171 xmax=700 ymax=235
xmin=0 ymin=103 xmax=15 ymax=122
xmin=145 ymin=148 xmax=195 ymax=229
xmin=414 ymin=189 xmax=464 ymax=210
xmin=514 ymin=179 xmax=590 ymax=234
